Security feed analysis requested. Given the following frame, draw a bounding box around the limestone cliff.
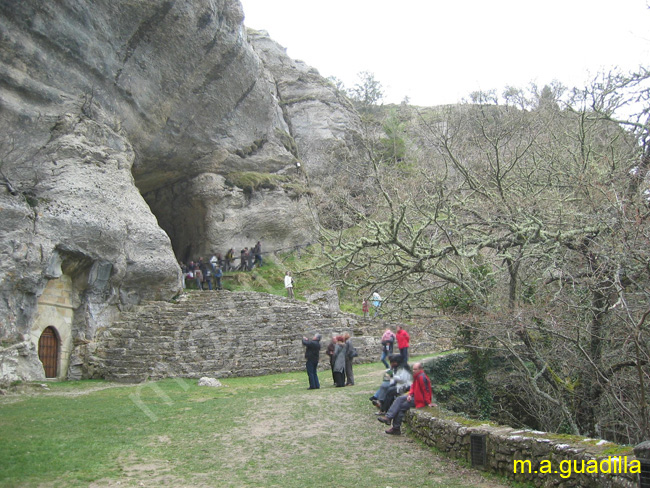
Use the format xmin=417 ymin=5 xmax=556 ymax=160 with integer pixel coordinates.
xmin=0 ymin=0 xmax=363 ymax=385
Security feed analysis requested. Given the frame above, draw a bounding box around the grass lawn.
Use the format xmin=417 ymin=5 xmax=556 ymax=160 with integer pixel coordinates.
xmin=0 ymin=359 xmax=516 ymax=488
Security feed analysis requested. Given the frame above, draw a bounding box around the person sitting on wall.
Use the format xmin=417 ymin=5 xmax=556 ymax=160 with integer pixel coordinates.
xmin=369 ymin=365 xmax=396 ymax=414
xmin=378 ymin=361 xmax=435 ymax=435
xmin=377 ymin=354 xmax=412 ymax=414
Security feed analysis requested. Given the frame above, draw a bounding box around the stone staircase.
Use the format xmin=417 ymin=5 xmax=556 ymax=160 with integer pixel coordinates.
xmin=88 ymin=290 xmax=394 ymax=382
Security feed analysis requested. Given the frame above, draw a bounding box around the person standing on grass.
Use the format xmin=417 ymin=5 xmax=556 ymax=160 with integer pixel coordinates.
xmin=343 ymin=333 xmax=356 ymax=386
xmin=239 ymin=248 xmax=248 ymax=271
xmin=332 ymin=336 xmax=347 ymax=387
xmin=396 ymin=324 xmax=410 ymax=366
xmin=254 ymin=241 xmax=263 ymax=267
xmin=302 ymin=333 xmax=321 ymax=389
xmin=325 ymin=335 xmax=337 ymax=384
xmin=247 ymin=245 xmax=255 ymax=270
xmin=378 ymin=361 xmax=434 ymax=435
xmin=284 ymin=271 xmax=294 ymax=299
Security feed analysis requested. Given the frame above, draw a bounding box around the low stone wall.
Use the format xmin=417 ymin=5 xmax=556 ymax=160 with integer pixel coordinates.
xmin=406 ymin=408 xmax=640 ymax=488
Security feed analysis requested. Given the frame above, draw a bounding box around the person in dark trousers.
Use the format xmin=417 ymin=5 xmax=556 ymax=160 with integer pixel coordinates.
xmin=378 ymin=354 xmax=412 ymax=413
xmin=254 ymin=241 xmax=263 ymax=267
xmin=325 ymin=335 xmax=337 ymax=384
xmin=213 ymin=266 xmax=223 ymax=290
xmin=239 ymin=248 xmax=248 ymax=271
xmin=332 ymin=336 xmax=347 ymax=387
xmin=225 ymin=248 xmax=234 ymax=272
xmin=247 ymin=245 xmax=255 ymax=270
xmin=199 ymin=259 xmax=212 ymax=290
xmin=343 ymin=333 xmax=355 ymax=386
xmin=396 ymin=325 xmax=410 ymax=366
xmin=378 ymin=362 xmax=434 ymax=435
xmin=302 ymin=333 xmax=321 ymax=389
xmin=380 ymin=327 xmax=396 ymax=368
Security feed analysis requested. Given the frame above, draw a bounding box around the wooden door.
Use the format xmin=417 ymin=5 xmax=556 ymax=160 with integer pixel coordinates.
xmin=38 ymin=327 xmax=59 ymax=378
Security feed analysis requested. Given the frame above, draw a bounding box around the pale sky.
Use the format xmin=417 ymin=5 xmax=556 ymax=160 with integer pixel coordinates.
xmin=239 ymin=0 xmax=650 ymax=106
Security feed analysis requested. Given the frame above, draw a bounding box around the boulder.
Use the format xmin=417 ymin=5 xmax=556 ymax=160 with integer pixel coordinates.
xmin=198 ymin=377 xmax=224 ymax=388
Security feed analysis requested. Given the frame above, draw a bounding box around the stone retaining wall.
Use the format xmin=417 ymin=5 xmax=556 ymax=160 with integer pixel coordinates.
xmin=406 ymin=409 xmax=640 ymax=488
xmin=80 ymin=290 xmax=440 ymax=382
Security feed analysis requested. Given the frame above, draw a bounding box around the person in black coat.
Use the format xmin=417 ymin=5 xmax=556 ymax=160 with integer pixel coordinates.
xmin=302 ymin=333 xmax=322 ymax=389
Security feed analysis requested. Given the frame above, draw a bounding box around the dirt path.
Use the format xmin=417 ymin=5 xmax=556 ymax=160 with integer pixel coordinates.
xmin=270 ymin=367 xmax=514 ymax=488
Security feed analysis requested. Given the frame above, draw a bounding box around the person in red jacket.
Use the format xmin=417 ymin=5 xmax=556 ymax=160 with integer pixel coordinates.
xmin=378 ymin=362 xmax=434 ymax=435
xmin=395 ymin=325 xmax=410 ymax=366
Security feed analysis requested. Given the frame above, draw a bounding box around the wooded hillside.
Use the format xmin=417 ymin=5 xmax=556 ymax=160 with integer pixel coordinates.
xmin=318 ymin=71 xmax=650 ymax=445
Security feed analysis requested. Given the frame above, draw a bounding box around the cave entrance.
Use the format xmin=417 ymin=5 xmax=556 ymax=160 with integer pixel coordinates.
xmin=38 ymin=327 xmax=59 ymax=378
xmin=140 ymin=184 xmax=209 ymax=264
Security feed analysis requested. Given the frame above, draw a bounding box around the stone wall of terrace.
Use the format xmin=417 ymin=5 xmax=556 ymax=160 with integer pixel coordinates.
xmin=406 ymin=408 xmax=643 ymax=488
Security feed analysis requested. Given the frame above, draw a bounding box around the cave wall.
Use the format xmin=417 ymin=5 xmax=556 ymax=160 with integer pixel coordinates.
xmin=0 ymin=0 xmax=363 ymax=384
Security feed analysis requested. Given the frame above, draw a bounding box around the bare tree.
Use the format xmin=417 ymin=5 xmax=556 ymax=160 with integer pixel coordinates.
xmin=318 ymin=68 xmax=650 ymax=443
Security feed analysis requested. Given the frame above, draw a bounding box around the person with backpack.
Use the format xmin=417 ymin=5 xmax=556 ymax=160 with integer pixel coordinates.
xmin=380 ymin=327 xmax=396 ymax=368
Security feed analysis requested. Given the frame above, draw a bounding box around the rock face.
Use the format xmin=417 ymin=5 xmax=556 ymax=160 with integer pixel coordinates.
xmin=0 ymin=0 xmax=362 ymax=385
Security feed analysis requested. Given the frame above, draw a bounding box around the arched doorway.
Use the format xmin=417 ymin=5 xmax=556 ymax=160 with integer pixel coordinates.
xmin=38 ymin=327 xmax=59 ymax=378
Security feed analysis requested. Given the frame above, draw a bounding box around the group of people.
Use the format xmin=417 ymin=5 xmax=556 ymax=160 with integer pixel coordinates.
xmin=180 ymin=257 xmax=223 ymax=291
xmin=373 ymin=358 xmax=433 ymax=435
xmin=325 ymin=333 xmax=357 ymax=387
xmin=301 ymin=323 xmax=434 ymax=436
xmin=180 ymin=241 xmax=263 ymax=290
xmin=362 ymin=291 xmax=383 ymax=318
xmin=218 ymin=241 xmax=264 ymax=272
xmin=371 ymin=324 xmax=434 ymax=435
xmin=379 ymin=325 xmax=410 ymax=368
xmin=300 ymin=332 xmax=357 ymax=390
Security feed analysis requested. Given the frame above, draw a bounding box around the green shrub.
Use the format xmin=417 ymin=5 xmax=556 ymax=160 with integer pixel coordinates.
xmin=225 ymin=171 xmax=288 ymax=193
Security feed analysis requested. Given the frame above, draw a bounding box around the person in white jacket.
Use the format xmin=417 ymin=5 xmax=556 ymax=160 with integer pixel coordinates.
xmin=284 ymin=271 xmax=294 ymax=299
xmin=379 ymin=354 xmax=412 ymax=413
